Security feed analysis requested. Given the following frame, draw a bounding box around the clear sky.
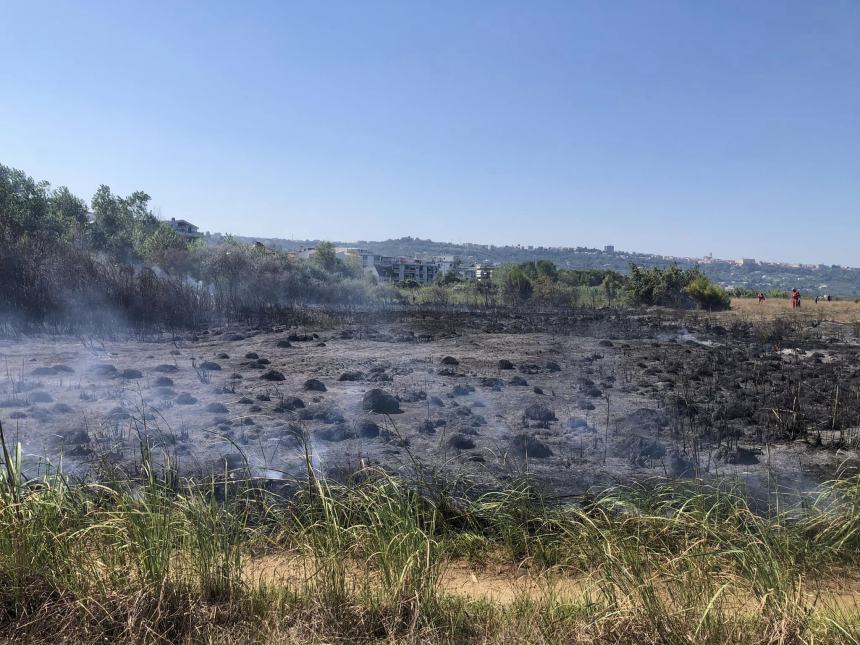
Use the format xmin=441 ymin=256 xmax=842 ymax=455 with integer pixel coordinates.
xmin=1 ymin=1 xmax=858 ymax=265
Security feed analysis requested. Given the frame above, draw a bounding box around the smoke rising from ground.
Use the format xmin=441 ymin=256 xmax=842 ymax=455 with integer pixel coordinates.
xmin=1 ymin=308 xmax=857 ymax=508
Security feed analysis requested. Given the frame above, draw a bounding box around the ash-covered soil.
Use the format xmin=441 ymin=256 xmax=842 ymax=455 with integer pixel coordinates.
xmin=1 ymin=311 xmax=858 ymax=497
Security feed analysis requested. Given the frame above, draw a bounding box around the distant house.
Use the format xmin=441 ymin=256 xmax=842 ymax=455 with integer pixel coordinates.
xmin=165 ymin=218 xmax=203 ymax=241
xmin=475 ymin=264 xmax=494 ymax=281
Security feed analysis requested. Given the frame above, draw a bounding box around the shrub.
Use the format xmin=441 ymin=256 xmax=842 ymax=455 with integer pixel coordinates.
xmin=626 ymin=263 xmax=728 ymax=310
xmin=686 ymin=275 xmax=731 ymax=311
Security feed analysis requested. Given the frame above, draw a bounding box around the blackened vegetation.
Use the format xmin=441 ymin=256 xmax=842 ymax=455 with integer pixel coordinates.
xmin=3 ymin=163 xmax=739 ymax=337
xmin=0 ymin=165 xmax=378 ymax=334
xmin=620 ymin=318 xmax=860 ymax=464
xmin=0 ymin=236 xmax=212 ymax=333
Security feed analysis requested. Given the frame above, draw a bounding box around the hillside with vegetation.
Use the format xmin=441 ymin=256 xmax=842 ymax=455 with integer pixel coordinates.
xmin=1 ymin=163 xmax=734 ymax=332
xmin=236 ymin=234 xmax=860 ymax=297
xmin=0 ymin=165 xmax=383 ymax=332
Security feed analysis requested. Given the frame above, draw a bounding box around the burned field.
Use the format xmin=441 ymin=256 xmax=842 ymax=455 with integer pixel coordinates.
xmin=1 ymin=309 xmax=858 ymax=497
xmin=2 ymin=308 xmax=860 ymax=643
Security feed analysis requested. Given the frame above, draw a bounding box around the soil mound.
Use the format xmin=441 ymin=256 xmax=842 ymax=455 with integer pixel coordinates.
xmin=524 ymin=403 xmax=556 ymax=423
xmin=314 ymin=426 xmax=355 ymax=442
xmin=261 ymin=370 xmax=285 ymax=381
xmin=358 ymin=421 xmax=381 ymax=438
xmin=448 ymin=434 xmax=476 ymax=450
xmin=511 ymin=434 xmax=553 ymax=459
xmin=274 ymin=397 xmax=305 ymax=412
xmin=362 ymin=389 xmax=400 ymax=414
xmin=303 ymin=379 xmax=327 ymax=392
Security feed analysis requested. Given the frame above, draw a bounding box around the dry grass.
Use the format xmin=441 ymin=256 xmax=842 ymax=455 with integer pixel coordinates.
xmin=726 ymin=297 xmax=860 ymax=324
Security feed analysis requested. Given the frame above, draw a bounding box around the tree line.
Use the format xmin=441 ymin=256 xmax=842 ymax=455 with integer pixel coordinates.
xmin=0 ymin=164 xmax=378 ymax=331
xmin=425 ymin=260 xmax=730 ymax=310
xmin=0 ymin=163 xmax=730 ymax=331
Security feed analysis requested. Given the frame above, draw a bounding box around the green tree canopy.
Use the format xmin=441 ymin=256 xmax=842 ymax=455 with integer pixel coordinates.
xmin=314 ymin=241 xmax=337 ymax=273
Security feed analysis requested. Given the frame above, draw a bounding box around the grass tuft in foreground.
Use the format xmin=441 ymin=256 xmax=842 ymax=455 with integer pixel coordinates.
xmin=0 ymin=421 xmax=858 ymax=643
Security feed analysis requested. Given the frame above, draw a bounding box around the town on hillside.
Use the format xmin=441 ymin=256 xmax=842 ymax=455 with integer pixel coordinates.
xmin=181 ymin=223 xmax=859 ymax=296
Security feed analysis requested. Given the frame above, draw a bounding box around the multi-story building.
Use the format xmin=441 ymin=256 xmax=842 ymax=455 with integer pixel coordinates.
xmin=374 ymin=257 xmax=438 ymax=284
xmin=434 ymin=255 xmax=460 ymax=274
xmin=293 ymin=246 xmax=494 ymax=285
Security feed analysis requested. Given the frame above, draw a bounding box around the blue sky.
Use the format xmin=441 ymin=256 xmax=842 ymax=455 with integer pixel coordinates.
xmin=1 ymin=1 xmax=858 ymax=265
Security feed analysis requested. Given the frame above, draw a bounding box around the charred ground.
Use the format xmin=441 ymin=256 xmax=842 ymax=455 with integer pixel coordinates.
xmin=2 ymin=306 xmax=858 ymax=499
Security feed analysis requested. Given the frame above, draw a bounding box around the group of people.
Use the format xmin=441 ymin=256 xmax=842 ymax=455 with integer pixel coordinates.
xmin=755 ymin=289 xmax=831 ymax=308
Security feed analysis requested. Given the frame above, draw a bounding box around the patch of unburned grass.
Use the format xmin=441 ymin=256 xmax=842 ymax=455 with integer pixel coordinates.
xmin=0 ymin=420 xmax=858 ymax=642
xmin=728 ymin=297 xmax=860 ymax=324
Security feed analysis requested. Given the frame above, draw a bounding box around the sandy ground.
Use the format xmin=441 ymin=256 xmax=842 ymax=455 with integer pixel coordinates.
xmin=243 ymin=553 xmax=860 ymax=611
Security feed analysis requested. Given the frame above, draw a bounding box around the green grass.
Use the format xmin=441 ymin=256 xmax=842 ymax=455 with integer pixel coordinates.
xmin=0 ymin=421 xmax=858 ymax=643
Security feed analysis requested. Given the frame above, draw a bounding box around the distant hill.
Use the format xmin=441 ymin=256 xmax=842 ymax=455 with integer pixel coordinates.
xmin=211 ymin=233 xmax=860 ymax=297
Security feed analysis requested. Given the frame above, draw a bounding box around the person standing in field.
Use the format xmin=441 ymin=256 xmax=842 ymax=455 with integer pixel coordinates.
xmin=791 ymin=288 xmax=800 ymax=309
xmin=757 ymin=292 xmax=766 ymax=304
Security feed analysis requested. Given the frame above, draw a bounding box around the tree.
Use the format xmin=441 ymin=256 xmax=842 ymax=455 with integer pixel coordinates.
xmin=314 ymin=241 xmax=337 ymax=273
xmin=125 ymin=191 xmax=159 ymax=250
xmin=89 ymin=186 xmax=158 ymax=261
xmin=497 ymin=265 xmax=533 ymax=304
xmin=49 ymin=186 xmax=89 ymax=243
xmin=140 ymin=224 xmax=188 ymax=272
xmin=626 ymin=263 xmax=683 ymax=306
xmin=625 ymin=263 xmax=728 ymax=310
xmin=519 ymin=259 xmax=559 ymax=282
xmin=0 ymin=164 xmax=50 ymax=239
xmin=532 ymin=275 xmax=575 ymax=307
xmin=558 ymin=268 xmax=616 ymax=288
xmin=473 ymin=277 xmax=496 ymax=308
xmin=437 ymin=269 xmax=462 ymax=286
xmin=602 ymin=273 xmax=624 ymax=306
xmin=90 ymin=185 xmax=133 ymax=258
